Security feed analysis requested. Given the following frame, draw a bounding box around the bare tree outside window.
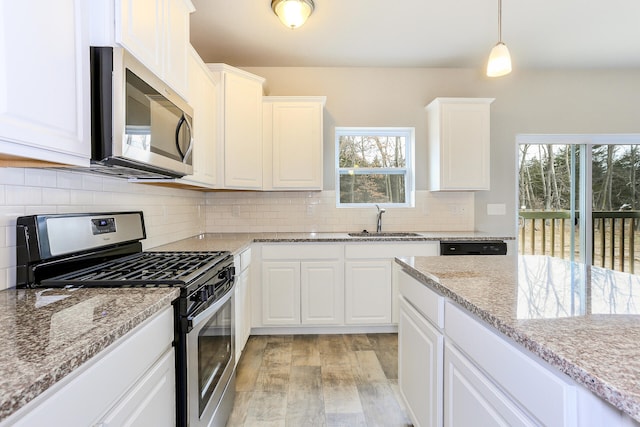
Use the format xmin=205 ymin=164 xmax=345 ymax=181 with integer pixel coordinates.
xmin=336 ymin=128 xmax=414 ymax=206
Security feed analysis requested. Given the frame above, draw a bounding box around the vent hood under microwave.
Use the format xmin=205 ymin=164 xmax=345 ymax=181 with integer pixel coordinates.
xmin=89 ymin=47 xmax=194 ymax=179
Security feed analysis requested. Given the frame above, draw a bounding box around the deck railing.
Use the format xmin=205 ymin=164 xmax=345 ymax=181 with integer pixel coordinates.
xmin=518 ymin=210 xmax=640 ymax=274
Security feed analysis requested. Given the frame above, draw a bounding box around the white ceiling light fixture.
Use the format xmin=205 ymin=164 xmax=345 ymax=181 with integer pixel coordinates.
xmin=486 ymin=0 xmax=512 ymax=77
xmin=271 ymin=0 xmax=315 ymax=29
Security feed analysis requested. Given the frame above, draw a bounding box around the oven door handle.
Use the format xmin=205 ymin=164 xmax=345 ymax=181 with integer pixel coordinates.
xmin=187 ymin=283 xmax=234 ymax=331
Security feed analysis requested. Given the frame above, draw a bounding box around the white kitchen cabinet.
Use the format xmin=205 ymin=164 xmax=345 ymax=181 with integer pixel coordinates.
xmin=444 ymin=301 xmax=577 ymax=426
xmin=92 ymin=0 xmax=194 ymax=99
xmin=262 ymin=97 xmax=325 ymax=190
xmin=4 ymin=308 xmax=174 ymax=426
xmin=399 ymin=296 xmax=443 ymax=427
xmin=426 ymin=97 xmax=494 ymax=191
xmin=208 ymin=64 xmax=265 ymax=190
xmin=300 ymin=261 xmax=344 ymax=325
xmin=179 ymin=46 xmax=218 ymax=187
xmin=259 ymin=244 xmax=344 ymax=327
xmin=0 ymin=0 xmax=90 ymax=167
xmin=345 ymin=242 xmax=439 ymax=325
xmin=345 ymin=260 xmax=392 ymax=324
xmin=262 ymin=260 xmax=344 ymax=326
xmin=235 ymin=247 xmax=252 ymax=363
xmin=262 ymin=261 xmax=301 ymax=325
xmin=444 ymin=342 xmax=536 ymax=427
xmin=96 ymin=348 xmax=175 ymax=426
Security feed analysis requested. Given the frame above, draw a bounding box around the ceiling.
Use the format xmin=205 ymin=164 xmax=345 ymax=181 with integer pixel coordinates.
xmin=190 ymin=0 xmax=640 ymax=70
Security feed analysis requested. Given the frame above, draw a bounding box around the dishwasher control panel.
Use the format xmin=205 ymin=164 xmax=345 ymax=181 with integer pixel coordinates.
xmin=440 ymin=240 xmax=507 ymax=255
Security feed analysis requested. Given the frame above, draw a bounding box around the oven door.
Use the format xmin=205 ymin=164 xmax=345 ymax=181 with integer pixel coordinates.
xmin=186 ymin=287 xmax=235 ymax=427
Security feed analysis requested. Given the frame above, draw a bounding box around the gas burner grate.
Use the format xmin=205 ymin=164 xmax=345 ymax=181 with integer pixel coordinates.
xmin=42 ymin=251 xmax=231 ymax=287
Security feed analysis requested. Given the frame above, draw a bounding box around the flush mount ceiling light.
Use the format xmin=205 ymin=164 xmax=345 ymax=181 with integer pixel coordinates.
xmin=271 ymin=0 xmax=315 ymax=29
xmin=486 ymin=0 xmax=512 ymax=77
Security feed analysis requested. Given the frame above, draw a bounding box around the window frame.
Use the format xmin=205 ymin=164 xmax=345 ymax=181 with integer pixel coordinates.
xmin=335 ymin=126 xmax=415 ymax=208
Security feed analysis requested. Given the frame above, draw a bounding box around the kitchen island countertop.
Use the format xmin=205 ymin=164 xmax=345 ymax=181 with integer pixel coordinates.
xmin=396 ymin=254 xmax=640 ymax=423
xmin=0 ymin=287 xmax=179 ymax=422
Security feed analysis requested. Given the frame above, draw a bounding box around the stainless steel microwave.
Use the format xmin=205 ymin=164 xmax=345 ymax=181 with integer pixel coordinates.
xmin=89 ymin=47 xmax=193 ymax=179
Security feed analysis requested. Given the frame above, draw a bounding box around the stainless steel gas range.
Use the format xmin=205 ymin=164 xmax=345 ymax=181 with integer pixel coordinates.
xmin=16 ymin=211 xmax=236 ymax=427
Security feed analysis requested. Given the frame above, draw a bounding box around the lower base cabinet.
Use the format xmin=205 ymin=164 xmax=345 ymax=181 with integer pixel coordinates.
xmin=444 ymin=342 xmax=535 ymax=427
xmin=345 ymin=260 xmax=392 ymax=324
xmin=399 ymin=297 xmax=443 ymax=427
xmin=97 ymin=349 xmax=176 ymax=426
xmin=235 ymin=248 xmax=252 ymax=363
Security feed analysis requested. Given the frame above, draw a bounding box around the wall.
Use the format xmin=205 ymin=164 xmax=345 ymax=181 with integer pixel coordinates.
xmin=0 ymin=168 xmax=206 ymax=290
xmin=242 ymin=66 xmax=640 ymax=235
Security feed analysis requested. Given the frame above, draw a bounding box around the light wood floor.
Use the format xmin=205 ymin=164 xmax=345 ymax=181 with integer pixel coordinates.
xmin=226 ymin=334 xmax=412 ymax=427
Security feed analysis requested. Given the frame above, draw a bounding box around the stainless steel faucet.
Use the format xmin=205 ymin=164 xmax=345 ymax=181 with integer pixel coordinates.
xmin=376 ymin=204 xmax=386 ymax=233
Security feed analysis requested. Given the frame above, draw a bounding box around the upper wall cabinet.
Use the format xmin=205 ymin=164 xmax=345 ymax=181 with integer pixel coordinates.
xmin=176 ymin=46 xmax=218 ymax=188
xmin=90 ymin=0 xmax=194 ymax=100
xmin=263 ymin=97 xmax=326 ymax=191
xmin=208 ymin=64 xmax=265 ymax=190
xmin=0 ymin=0 xmax=91 ymax=167
xmin=426 ymin=98 xmax=494 ymax=191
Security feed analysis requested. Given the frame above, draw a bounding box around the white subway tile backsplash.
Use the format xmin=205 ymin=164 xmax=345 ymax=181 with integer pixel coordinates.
xmin=205 ymin=190 xmax=474 ymax=233
xmin=0 ymin=168 xmax=207 ymax=290
xmin=0 ymin=169 xmax=25 ymax=185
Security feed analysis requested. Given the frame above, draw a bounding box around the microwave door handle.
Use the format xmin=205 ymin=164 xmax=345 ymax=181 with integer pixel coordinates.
xmin=175 ymin=114 xmax=187 ymax=160
xmin=182 ymin=118 xmax=193 ymax=164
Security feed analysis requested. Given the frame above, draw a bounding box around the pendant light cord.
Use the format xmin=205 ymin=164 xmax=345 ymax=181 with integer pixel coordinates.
xmin=498 ymin=0 xmax=503 ymax=43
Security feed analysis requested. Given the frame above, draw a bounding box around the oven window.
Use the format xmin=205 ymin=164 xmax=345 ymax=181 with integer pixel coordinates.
xmin=198 ymin=298 xmax=232 ymax=416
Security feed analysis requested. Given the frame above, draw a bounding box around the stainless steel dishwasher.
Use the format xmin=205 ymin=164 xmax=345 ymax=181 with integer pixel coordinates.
xmin=440 ymin=240 xmax=508 ymax=255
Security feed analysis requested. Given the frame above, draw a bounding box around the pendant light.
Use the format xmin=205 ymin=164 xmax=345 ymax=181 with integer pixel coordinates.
xmin=272 ymin=0 xmax=315 ymax=29
xmin=486 ymin=0 xmax=512 ymax=77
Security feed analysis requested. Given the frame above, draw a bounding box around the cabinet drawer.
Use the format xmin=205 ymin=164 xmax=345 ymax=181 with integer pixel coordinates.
xmin=262 ymin=244 xmax=342 ymax=260
xmin=345 ymin=242 xmax=438 ymax=259
xmin=398 ymin=268 xmax=444 ymax=328
xmin=444 ymin=302 xmax=576 ymax=427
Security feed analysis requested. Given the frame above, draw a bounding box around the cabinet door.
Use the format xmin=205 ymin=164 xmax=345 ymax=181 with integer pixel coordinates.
xmin=235 ymin=265 xmax=250 ymax=363
xmin=399 ymin=297 xmax=443 ymax=427
xmin=262 ymin=262 xmax=300 ymax=325
xmin=224 ymin=72 xmax=263 ymax=189
xmin=427 ymin=98 xmax=493 ymax=191
xmin=117 ymin=0 xmax=162 ymax=73
xmin=0 ymin=0 xmax=90 ymax=166
xmin=270 ymin=101 xmax=323 ymax=190
xmin=97 ymin=349 xmax=175 ymax=427
xmin=301 ymin=261 xmax=344 ymax=325
xmin=345 ymin=260 xmax=392 ymax=324
xmin=444 ymin=342 xmax=536 ymax=427
xmin=163 ymin=0 xmax=190 ymax=98
xmin=183 ymin=47 xmax=217 ymax=187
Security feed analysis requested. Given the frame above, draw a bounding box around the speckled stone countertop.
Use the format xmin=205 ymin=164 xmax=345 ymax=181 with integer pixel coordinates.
xmin=151 ymin=231 xmax=513 ymax=254
xmin=396 ymin=254 xmax=640 ymax=422
xmin=0 ymin=287 xmax=179 ymax=422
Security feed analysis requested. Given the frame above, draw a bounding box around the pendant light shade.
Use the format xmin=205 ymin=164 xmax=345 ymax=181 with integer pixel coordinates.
xmin=272 ymin=0 xmax=315 ymax=29
xmin=486 ymin=0 xmax=512 ymax=77
xmin=487 ymin=42 xmax=512 ymax=77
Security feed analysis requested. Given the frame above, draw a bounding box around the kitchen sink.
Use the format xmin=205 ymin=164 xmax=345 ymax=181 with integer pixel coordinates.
xmin=348 ymin=232 xmax=421 ymax=238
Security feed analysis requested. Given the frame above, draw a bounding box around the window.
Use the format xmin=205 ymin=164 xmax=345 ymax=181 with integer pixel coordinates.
xmin=517 ymin=134 xmax=640 ymax=273
xmin=336 ymin=127 xmax=414 ymax=207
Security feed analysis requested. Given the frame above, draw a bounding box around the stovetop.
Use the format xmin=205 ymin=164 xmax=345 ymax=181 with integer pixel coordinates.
xmin=42 ymin=251 xmax=231 ymax=288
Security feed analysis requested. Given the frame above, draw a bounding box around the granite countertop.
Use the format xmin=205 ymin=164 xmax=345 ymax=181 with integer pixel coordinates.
xmin=151 ymin=231 xmax=513 ymax=254
xmin=0 ymin=287 xmax=180 ymax=422
xmin=396 ymin=254 xmax=640 ymax=422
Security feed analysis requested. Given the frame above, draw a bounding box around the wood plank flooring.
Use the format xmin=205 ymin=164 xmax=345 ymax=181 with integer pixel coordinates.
xmin=226 ymin=334 xmax=412 ymax=427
